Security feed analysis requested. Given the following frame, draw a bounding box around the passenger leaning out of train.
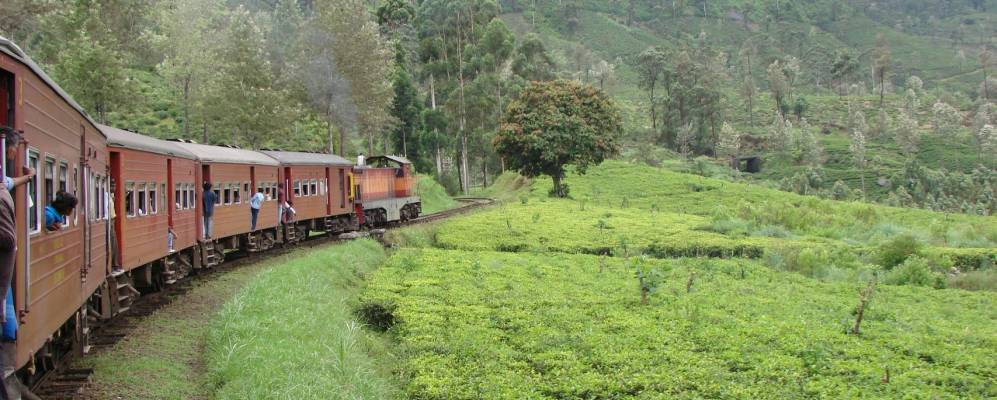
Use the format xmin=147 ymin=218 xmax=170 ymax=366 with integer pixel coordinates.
xmin=250 ymin=189 xmax=264 ymax=231
xmin=276 ymin=183 xmax=286 ymax=225
xmin=45 ymin=191 xmax=78 ymax=231
xmin=1 ymin=126 xmax=36 ymax=191
xmin=283 ymin=200 xmax=296 ymax=224
xmin=202 ymin=182 xmax=217 ymax=239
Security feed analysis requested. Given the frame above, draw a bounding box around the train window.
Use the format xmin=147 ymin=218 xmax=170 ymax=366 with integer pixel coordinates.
xmin=73 ymin=165 xmax=79 ymax=225
xmin=137 ymin=183 xmax=147 ymax=216
xmin=91 ymin=174 xmax=98 ymax=221
xmin=44 ymin=157 xmax=55 ymax=205
xmin=175 ymin=184 xmax=181 ymax=210
xmin=233 ymin=183 xmax=241 ymax=204
xmin=58 ymin=162 xmax=68 ymax=193
xmin=188 ymin=185 xmax=196 ymax=210
xmin=213 ymin=188 xmax=221 ymax=205
xmin=125 ymin=182 xmax=135 ymax=217
xmin=310 ymin=180 xmax=318 ymax=197
xmin=180 ymin=184 xmax=188 ymax=210
xmin=27 ymin=150 xmax=40 ymax=234
xmin=149 ymin=182 xmax=158 ymax=215
xmin=223 ymin=184 xmax=232 ymax=205
xmin=87 ymin=172 xmax=94 ymax=221
xmin=294 ymin=180 xmax=301 ymax=196
xmin=244 ymin=183 xmax=249 ymax=195
xmin=97 ymin=176 xmax=106 ymax=220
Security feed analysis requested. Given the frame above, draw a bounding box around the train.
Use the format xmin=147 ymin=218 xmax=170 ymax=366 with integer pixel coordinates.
xmin=0 ymin=35 xmax=420 ymax=387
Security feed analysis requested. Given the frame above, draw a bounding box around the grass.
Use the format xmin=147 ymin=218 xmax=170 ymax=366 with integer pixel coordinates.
xmin=415 ymin=174 xmax=457 ymax=215
xmin=78 ymin=258 xmax=271 ymax=399
xmin=204 ymin=239 xmax=398 ymax=400
xmin=361 ymin=248 xmax=997 ymax=399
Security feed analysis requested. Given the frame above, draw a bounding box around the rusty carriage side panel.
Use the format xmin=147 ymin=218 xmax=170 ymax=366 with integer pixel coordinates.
xmin=170 ymin=142 xmax=280 ymax=244
xmin=102 ymin=125 xmax=199 ymax=273
xmin=1 ymin=38 xmax=108 ymax=369
xmin=261 ymin=150 xmax=355 ymax=234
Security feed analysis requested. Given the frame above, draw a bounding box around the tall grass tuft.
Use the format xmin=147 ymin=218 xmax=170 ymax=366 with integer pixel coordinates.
xmin=204 ymin=240 xmax=397 ymax=400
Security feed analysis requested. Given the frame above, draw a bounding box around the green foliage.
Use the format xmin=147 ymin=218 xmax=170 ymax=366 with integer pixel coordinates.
xmin=495 ymin=80 xmax=623 ymax=197
xmin=876 ymin=234 xmax=923 ymax=269
xmin=438 ymin=161 xmax=996 ymax=283
xmin=206 ymin=240 xmax=397 ymax=399
xmin=883 ymin=256 xmax=944 ymax=288
xmin=362 ymin=248 xmax=997 ymax=398
xmin=414 ymin=174 xmax=456 ymax=215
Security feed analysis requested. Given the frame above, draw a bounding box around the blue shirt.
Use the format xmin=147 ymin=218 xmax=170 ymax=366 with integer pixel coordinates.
xmin=44 ymin=205 xmax=65 ymax=230
xmin=203 ymin=190 xmax=216 ymax=216
xmin=249 ymin=192 xmax=264 ymax=209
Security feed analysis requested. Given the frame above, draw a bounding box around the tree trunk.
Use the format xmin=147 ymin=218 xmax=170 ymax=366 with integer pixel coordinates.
xmin=182 ymin=76 xmax=191 ymax=138
xmin=368 ymin=131 xmax=374 ymax=156
xmin=879 ymin=75 xmax=885 ymax=108
xmin=433 ymin=129 xmax=443 ymax=176
xmin=552 ymin=173 xmax=565 ymax=197
xmin=460 ymin=134 xmax=469 ymax=194
xmin=338 ymin=128 xmax=345 ymax=157
xmin=430 ymin=73 xmax=442 ymax=177
xmin=482 ymin=158 xmax=488 ymax=187
xmin=456 ymin=11 xmax=470 ymax=195
xmin=650 ymin=83 xmax=657 ymax=131
xmin=327 ymin=120 xmax=335 ymax=154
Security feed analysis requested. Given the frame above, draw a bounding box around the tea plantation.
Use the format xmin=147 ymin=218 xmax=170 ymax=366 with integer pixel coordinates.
xmin=359 ymin=160 xmax=996 ymax=399
xmin=361 ymin=249 xmax=994 ymax=399
xmin=438 ymin=161 xmax=996 ymax=278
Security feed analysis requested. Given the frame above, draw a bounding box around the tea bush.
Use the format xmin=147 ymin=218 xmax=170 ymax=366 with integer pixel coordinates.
xmin=361 ymin=249 xmax=997 ymax=399
xmin=524 ymin=161 xmax=997 ymax=249
xmin=436 ymin=161 xmax=994 ymax=284
xmin=435 ymin=200 xmax=795 ymax=259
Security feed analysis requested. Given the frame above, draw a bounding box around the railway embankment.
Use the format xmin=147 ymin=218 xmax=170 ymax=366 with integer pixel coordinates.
xmin=203 ymin=239 xmax=397 ymax=399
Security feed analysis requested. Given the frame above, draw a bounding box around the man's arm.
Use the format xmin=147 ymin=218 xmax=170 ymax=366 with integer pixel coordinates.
xmin=8 ymin=166 xmax=36 ymax=189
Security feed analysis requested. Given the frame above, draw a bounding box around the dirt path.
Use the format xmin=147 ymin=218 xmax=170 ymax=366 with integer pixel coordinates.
xmin=77 ymin=260 xmax=270 ymax=400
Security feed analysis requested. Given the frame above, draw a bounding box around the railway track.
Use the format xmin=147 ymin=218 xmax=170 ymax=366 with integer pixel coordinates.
xmin=31 ymin=197 xmax=493 ymax=400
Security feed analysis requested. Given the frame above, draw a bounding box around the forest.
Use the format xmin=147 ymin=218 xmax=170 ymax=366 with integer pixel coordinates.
xmin=1 ymin=0 xmax=995 ymax=211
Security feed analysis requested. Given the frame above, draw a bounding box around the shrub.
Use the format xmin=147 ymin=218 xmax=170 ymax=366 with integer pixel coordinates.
xmin=877 ymin=234 xmax=923 ymax=269
xmin=946 ymin=270 xmax=997 ymax=291
xmin=884 ymin=256 xmax=944 ymax=288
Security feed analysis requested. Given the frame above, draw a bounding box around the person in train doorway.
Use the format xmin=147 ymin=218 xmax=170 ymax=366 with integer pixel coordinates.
xmin=202 ymin=182 xmax=216 ymax=239
xmin=0 ymin=160 xmax=14 ymax=400
xmin=276 ymin=183 xmax=285 ymax=227
xmin=283 ymin=200 xmax=296 ymax=224
xmin=0 ymin=127 xmax=41 ymax=399
xmin=249 ymin=188 xmax=264 ymax=231
xmin=44 ymin=191 xmax=77 ymax=231
xmin=1 ymin=127 xmax=36 ymax=192
xmin=107 ymin=190 xmax=123 ymax=275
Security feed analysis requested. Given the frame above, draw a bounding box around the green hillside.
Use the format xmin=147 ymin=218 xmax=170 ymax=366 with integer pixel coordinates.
xmin=358 ymin=160 xmax=997 ymax=398
xmin=499 ymin=0 xmax=996 ymax=212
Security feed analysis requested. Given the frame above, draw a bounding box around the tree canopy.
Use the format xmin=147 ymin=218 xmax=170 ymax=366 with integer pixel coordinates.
xmin=494 ymin=80 xmax=622 ymax=197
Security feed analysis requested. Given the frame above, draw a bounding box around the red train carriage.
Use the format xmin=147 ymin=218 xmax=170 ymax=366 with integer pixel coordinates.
xmin=1 ymin=37 xmax=109 ymax=375
xmin=261 ymin=151 xmax=356 ymax=237
xmin=169 ymin=141 xmax=281 ymax=256
xmin=354 ymin=155 xmax=421 ymax=226
xmin=102 ymin=125 xmax=200 ymax=298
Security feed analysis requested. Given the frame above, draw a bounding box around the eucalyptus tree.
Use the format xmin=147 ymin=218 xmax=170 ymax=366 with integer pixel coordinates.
xmin=155 ymin=0 xmax=227 ymax=139
xmin=632 ymin=47 xmax=669 ymax=132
